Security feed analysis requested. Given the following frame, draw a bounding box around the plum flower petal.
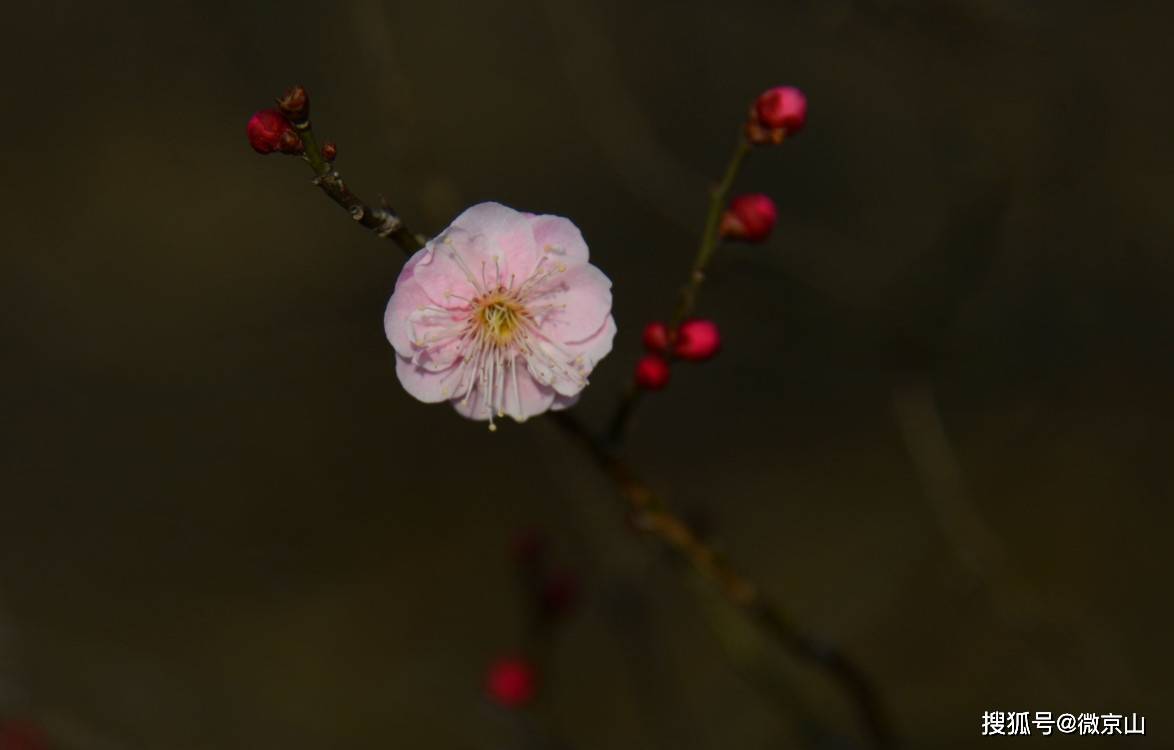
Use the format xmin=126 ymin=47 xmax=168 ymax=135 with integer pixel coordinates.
xmin=531 ymin=215 xmax=591 ymax=269
xmin=551 ymin=393 xmax=581 ymax=411
xmin=385 ymin=202 xmax=615 ymax=429
xmin=394 ymin=355 xmax=456 ymax=403
xmin=531 ymin=263 xmax=612 ymax=344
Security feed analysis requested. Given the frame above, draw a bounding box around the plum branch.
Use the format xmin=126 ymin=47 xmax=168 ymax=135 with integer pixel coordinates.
xmin=248 ymin=84 xmax=895 ymax=750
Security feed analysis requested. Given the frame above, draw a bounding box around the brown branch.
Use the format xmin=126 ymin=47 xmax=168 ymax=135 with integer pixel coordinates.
xmin=278 ymin=86 xmax=424 ymax=255
xmin=550 ymin=411 xmax=895 ymax=749
xmin=260 ymin=84 xmax=895 ymax=749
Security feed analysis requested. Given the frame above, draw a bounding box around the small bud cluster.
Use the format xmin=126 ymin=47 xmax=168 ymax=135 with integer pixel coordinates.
xmin=246 ymin=85 xmax=329 ymax=159
xmin=485 ymin=530 xmax=582 ymax=710
xmin=724 ymin=86 xmax=804 ymax=242
xmin=631 ymin=86 xmax=805 ymax=391
xmin=635 ymin=318 xmax=722 ymax=391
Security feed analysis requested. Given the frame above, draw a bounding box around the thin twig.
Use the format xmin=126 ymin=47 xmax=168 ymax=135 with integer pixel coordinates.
xmin=551 ymin=412 xmax=895 ymax=749
xmin=265 ymin=88 xmax=894 ymax=748
xmin=670 ymin=138 xmax=751 ymax=328
xmin=605 ymin=138 xmax=751 ymax=446
xmin=284 ymin=104 xmax=424 ymax=254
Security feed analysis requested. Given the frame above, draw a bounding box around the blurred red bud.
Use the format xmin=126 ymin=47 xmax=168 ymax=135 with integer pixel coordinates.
xmin=246 ymin=108 xmax=292 ymax=154
xmin=720 ymin=193 xmax=777 ymax=243
xmin=321 ymin=141 xmax=338 ymax=161
xmin=674 ymin=319 xmax=721 ymax=361
xmin=634 ymin=354 xmax=671 ymax=390
xmin=485 ymin=656 xmax=536 ymax=708
xmin=642 ymin=321 xmax=669 ymax=354
xmin=755 ymin=86 xmax=807 ymax=133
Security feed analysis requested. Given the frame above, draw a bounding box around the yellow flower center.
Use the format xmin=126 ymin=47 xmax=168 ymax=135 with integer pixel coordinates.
xmin=476 ymin=292 xmax=526 ymax=345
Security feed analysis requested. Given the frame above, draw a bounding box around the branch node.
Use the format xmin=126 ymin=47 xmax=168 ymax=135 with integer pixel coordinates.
xmin=374 ymin=209 xmax=404 ymax=238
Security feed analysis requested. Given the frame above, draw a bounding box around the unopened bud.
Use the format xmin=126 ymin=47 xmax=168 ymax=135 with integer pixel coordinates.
xmin=278 ymin=129 xmax=304 ymax=154
xmin=634 ymin=354 xmax=671 ymax=390
xmin=276 ymin=84 xmax=309 ymax=122
xmin=720 ymin=193 xmax=777 ymax=243
xmin=485 ymin=656 xmax=537 ymax=708
xmin=745 ymin=85 xmax=807 ymax=145
xmin=641 ymin=321 xmax=669 ymax=354
xmin=756 ymin=86 xmax=807 ymax=132
xmin=246 ymin=108 xmax=292 ymax=154
xmin=674 ymin=319 xmax=721 ymax=361
xmin=321 ymin=141 xmax=338 ymax=161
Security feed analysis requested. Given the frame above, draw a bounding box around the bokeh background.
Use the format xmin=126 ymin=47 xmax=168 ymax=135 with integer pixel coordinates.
xmin=2 ymin=0 xmax=1171 ymax=747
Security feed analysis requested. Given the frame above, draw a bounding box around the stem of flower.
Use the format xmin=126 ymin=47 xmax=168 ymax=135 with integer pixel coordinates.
xmin=290 ymin=114 xmax=424 ymax=255
xmin=671 ymin=137 xmax=751 ymax=328
xmin=552 ymin=412 xmax=895 ymax=749
xmin=604 ymin=383 xmax=642 ymax=446
xmin=606 ymin=137 xmax=751 ymax=447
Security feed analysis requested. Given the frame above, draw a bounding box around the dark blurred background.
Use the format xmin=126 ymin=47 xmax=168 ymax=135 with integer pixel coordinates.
xmin=1 ymin=0 xmax=1171 ymax=747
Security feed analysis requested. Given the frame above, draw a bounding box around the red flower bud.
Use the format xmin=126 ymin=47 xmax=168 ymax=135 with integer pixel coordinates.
xmin=485 ymin=656 xmax=536 ymax=708
xmin=720 ymin=193 xmax=777 ymax=243
xmin=642 ymin=321 xmax=669 ymax=354
xmin=276 ymin=84 xmax=310 ymax=122
xmin=674 ymin=319 xmax=721 ymax=361
xmin=321 ymin=141 xmax=338 ymax=161
xmin=246 ymin=108 xmax=293 ymax=154
xmin=755 ymin=86 xmax=807 ymax=134
xmin=634 ymin=354 xmax=671 ymax=390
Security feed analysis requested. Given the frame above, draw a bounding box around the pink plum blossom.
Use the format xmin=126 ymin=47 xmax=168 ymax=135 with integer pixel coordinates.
xmin=385 ymin=202 xmax=616 ymax=429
